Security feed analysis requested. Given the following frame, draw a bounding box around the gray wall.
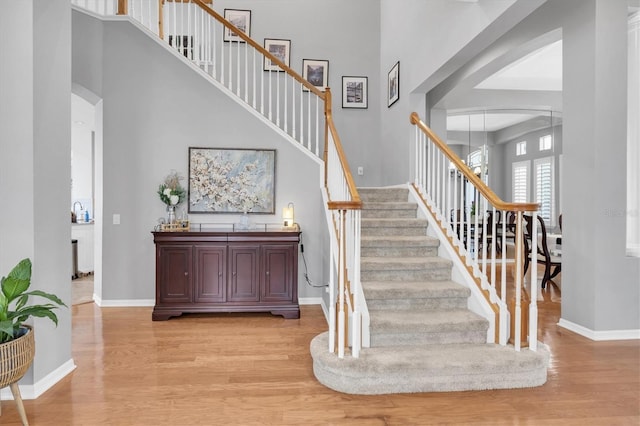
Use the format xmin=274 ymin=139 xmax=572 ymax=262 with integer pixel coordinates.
xmin=215 ymin=0 xmax=382 ymax=188
xmin=379 ymin=0 xmax=522 ymax=185
xmin=430 ymin=0 xmax=639 ymax=332
xmin=0 ymin=0 xmax=73 ymax=386
xmin=561 ymin=0 xmax=639 ymax=331
xmin=73 ymin=12 xmax=330 ymax=301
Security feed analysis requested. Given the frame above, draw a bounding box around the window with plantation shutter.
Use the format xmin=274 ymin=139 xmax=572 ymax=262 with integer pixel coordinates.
xmin=539 ymin=134 xmax=552 ymax=151
xmin=512 ymin=161 xmax=529 ymax=203
xmin=534 ymin=157 xmax=555 ymax=225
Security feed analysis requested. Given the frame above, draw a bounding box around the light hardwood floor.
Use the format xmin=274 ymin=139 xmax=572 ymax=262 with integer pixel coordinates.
xmin=1 ymin=276 xmax=639 ymax=425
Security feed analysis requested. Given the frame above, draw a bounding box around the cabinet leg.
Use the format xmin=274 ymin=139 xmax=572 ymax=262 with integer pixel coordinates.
xmin=152 ymin=309 xmax=183 ymax=321
xmin=271 ymin=309 xmax=300 ymax=319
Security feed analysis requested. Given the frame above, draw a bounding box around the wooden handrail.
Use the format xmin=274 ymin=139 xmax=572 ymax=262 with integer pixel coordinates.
xmin=190 ymin=0 xmax=326 ymax=98
xmin=410 ymin=112 xmax=538 ymax=212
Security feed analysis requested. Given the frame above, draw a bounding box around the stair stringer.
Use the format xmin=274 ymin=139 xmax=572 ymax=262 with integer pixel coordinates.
xmin=75 ymin=6 xmax=323 ymax=167
xmin=407 ymin=184 xmax=504 ymax=343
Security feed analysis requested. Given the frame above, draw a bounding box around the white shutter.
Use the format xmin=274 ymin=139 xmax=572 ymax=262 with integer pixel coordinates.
xmin=512 ymin=161 xmax=529 ymax=203
xmin=534 ymin=157 xmax=555 ymax=225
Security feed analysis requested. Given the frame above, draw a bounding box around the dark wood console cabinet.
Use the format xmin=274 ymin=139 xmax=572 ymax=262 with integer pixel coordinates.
xmin=152 ymin=229 xmax=300 ymax=320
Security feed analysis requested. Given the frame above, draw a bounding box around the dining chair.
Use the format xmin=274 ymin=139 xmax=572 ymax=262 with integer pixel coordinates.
xmin=479 ymin=210 xmax=500 ymax=253
xmin=523 ymin=214 xmax=562 ymax=289
xmin=450 ymin=209 xmax=467 ymax=247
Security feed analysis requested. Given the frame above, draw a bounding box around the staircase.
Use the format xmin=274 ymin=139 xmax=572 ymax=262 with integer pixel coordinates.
xmin=311 ymin=187 xmax=549 ymax=395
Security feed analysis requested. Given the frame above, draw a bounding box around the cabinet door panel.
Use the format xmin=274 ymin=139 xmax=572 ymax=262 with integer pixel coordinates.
xmin=261 ymin=244 xmax=294 ymax=301
xmin=228 ymin=245 xmax=259 ymax=302
xmin=195 ymin=246 xmax=226 ymax=303
xmin=157 ymin=245 xmax=192 ymax=304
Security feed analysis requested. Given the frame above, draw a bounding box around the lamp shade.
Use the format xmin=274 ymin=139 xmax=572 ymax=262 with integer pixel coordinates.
xmin=282 ymin=202 xmax=295 ymax=227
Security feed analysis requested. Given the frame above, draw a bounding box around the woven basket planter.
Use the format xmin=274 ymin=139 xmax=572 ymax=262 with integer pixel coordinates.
xmin=0 ymin=326 xmax=35 ymax=389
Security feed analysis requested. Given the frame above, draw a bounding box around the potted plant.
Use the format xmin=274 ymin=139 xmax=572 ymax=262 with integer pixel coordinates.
xmin=0 ymin=258 xmax=66 ymax=423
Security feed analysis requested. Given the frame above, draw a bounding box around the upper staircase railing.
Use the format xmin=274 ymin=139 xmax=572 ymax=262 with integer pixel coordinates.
xmin=410 ymin=112 xmax=540 ymax=351
xmin=72 ymin=0 xmax=363 ymax=357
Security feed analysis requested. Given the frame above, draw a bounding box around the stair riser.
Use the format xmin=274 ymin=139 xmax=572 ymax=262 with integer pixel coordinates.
xmin=359 ymin=189 xmax=409 ymax=203
xmin=361 ymin=227 xmax=428 ymax=237
xmin=362 ymin=209 xmax=418 ymax=219
xmin=361 ymin=268 xmax=451 ymax=281
xmin=361 ymin=246 xmax=438 ymax=257
xmin=366 ymin=298 xmax=468 ymax=310
xmin=370 ymin=330 xmax=487 ymax=346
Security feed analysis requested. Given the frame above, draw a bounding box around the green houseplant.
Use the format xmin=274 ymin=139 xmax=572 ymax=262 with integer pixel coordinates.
xmin=0 ymin=258 xmax=66 ymax=344
xmin=0 ymin=258 xmax=66 ymax=424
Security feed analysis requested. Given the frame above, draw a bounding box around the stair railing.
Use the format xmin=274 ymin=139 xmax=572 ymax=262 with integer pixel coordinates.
xmin=323 ymin=90 xmax=363 ymax=358
xmin=72 ymin=0 xmax=325 ymax=156
xmin=410 ymin=112 xmax=540 ymax=351
xmin=72 ymin=0 xmax=364 ymax=357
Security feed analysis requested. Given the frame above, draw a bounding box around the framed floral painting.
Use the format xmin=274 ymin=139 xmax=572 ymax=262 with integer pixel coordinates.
xmin=188 ymin=148 xmax=276 ymax=214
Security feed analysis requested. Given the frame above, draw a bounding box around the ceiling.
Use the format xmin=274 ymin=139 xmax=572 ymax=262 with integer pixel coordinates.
xmin=447 ymin=40 xmax=562 ymax=133
xmin=475 ymin=40 xmax=562 ymax=92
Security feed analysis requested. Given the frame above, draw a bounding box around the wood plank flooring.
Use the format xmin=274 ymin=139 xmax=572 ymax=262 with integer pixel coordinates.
xmin=1 ymin=276 xmax=639 ymax=425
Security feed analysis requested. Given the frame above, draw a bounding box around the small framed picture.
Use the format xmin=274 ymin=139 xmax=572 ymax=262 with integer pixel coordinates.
xmin=302 ymin=59 xmax=329 ymax=92
xmin=387 ymin=61 xmax=400 ymax=107
xmin=342 ymin=76 xmax=368 ymax=109
xmin=224 ymin=9 xmax=251 ymax=42
xmin=264 ymin=38 xmax=291 ymax=71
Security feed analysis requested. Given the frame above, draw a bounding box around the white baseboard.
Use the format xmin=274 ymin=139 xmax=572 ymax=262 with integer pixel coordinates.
xmin=558 ymin=318 xmax=640 ymax=340
xmin=96 ymin=298 xmax=155 ymax=307
xmin=0 ymin=358 xmax=76 ymax=401
xmin=298 ymin=297 xmax=322 ymax=305
xmin=96 ymin=299 xmax=320 ymax=308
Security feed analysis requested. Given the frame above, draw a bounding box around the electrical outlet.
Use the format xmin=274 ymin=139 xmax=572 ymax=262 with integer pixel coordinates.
xmin=113 ymin=214 xmax=120 ymax=225
xmin=357 ymin=166 xmax=364 ymax=176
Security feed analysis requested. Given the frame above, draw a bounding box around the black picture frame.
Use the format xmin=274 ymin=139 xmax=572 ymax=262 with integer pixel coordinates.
xmin=188 ymin=148 xmax=276 ymax=214
xmin=302 ymin=59 xmax=329 ymax=92
xmin=223 ymin=9 xmax=251 ymax=42
xmin=388 ymin=61 xmax=400 ymax=107
xmin=342 ymin=76 xmax=368 ymax=109
xmin=264 ymin=38 xmax=291 ymax=71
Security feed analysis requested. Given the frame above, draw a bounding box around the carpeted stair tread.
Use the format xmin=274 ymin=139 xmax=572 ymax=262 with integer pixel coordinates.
xmin=362 ymin=280 xmax=470 ymax=299
xmin=310 ymin=332 xmax=549 ymax=394
xmin=361 ymin=202 xmax=417 ymax=210
xmin=359 ymin=187 xmax=409 ymax=202
xmin=369 ymin=308 xmax=488 ymax=333
xmin=361 ymin=218 xmax=428 ymax=228
xmin=361 ymin=256 xmax=452 ymax=270
xmin=361 ymin=235 xmax=439 ymax=247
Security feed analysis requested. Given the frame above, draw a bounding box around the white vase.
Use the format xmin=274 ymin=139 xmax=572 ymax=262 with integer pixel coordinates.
xmin=239 ymin=212 xmax=250 ymax=229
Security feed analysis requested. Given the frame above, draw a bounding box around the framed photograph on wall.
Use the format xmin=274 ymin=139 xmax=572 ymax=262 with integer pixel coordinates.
xmin=342 ymin=76 xmax=368 ymax=109
xmin=223 ymin=9 xmax=251 ymax=42
xmin=264 ymin=38 xmax=291 ymax=71
xmin=302 ymin=59 xmax=329 ymax=92
xmin=387 ymin=61 xmax=400 ymax=107
xmin=188 ymin=148 xmax=276 ymax=214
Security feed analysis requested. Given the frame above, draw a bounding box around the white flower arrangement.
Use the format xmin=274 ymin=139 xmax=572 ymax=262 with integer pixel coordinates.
xmin=158 ymin=171 xmax=186 ymax=206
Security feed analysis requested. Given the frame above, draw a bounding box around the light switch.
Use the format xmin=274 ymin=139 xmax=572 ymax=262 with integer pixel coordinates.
xmin=113 ymin=214 xmax=120 ymax=225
